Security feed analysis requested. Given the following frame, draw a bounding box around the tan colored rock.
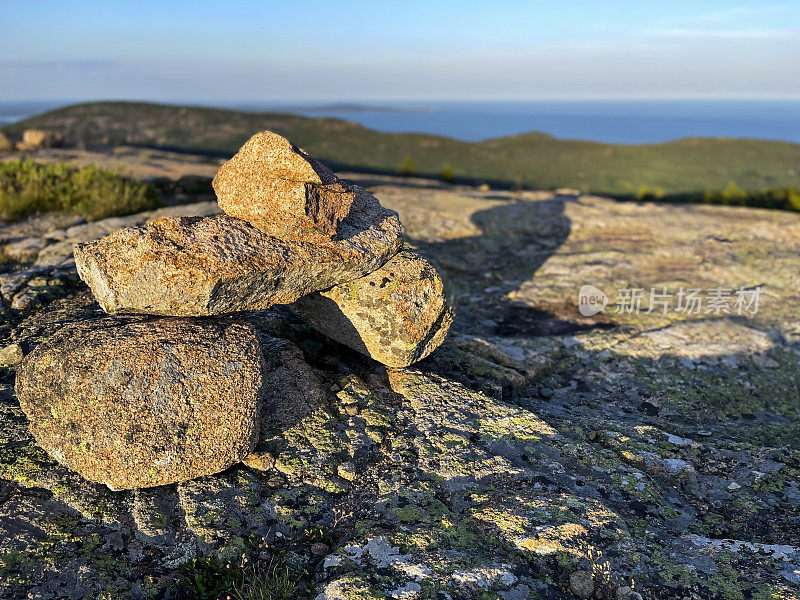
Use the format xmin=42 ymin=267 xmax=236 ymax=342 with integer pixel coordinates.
xmin=213 ymin=131 xmax=353 ymax=239
xmin=217 ymin=176 xmax=355 ymax=240
xmin=242 ymin=451 xmax=275 ymax=472
xmin=15 ymin=317 xmax=264 ymax=490
xmin=0 ymin=343 xmax=24 ymax=366
xmin=0 ymin=132 xmax=13 ymax=152
xmin=20 ymin=129 xmax=63 ymax=149
xmin=3 ymin=237 xmax=46 ymax=263
xmin=337 ymin=462 xmax=358 ymax=482
xmin=74 ymin=187 xmax=403 ymax=316
xmin=293 ymin=249 xmax=453 ymax=367
xmin=223 ymin=131 xmax=337 ymax=184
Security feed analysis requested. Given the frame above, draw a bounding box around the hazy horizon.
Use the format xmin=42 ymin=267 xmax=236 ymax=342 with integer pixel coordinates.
xmin=4 ymin=98 xmax=799 ymax=145
xmin=3 ymin=1 xmax=799 ymax=102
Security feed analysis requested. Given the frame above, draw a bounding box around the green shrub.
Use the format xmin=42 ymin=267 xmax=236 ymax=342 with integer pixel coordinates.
xmin=721 ymin=181 xmax=747 ymax=205
xmin=787 ymin=188 xmax=800 ymax=212
xmin=180 ymin=556 xmax=243 ymax=600
xmin=639 ymin=185 xmax=800 ymax=213
xmin=399 ymin=155 xmax=418 ymax=177
xmin=441 ymin=163 xmax=455 ymax=184
xmin=233 ymin=558 xmax=297 ymax=600
xmin=180 ymin=554 xmax=297 ymax=600
xmin=0 ymin=159 xmax=161 ymax=222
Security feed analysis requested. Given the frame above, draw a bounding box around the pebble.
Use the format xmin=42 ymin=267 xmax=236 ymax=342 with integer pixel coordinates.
xmin=4 ymin=237 xmax=46 ymax=263
xmin=310 ymin=542 xmax=329 ymax=556
xmin=568 ymin=570 xmax=594 ymax=599
xmin=337 ymin=462 xmax=358 ymax=482
xmin=752 ymin=353 xmax=779 ymax=368
xmin=0 ymin=343 xmax=24 ymax=366
xmin=11 ymin=289 xmax=42 ymax=310
xmin=638 ymin=398 xmax=661 ymax=416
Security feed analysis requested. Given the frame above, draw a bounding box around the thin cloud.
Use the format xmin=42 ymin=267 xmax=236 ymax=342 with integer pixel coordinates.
xmin=0 ymin=59 xmax=119 ymax=69
xmin=730 ymin=5 xmax=789 ymax=15
xmin=647 ymin=28 xmax=794 ymax=40
xmin=687 ymin=5 xmax=791 ymax=23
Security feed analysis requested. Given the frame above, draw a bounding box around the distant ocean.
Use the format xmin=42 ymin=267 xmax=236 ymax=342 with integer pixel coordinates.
xmin=2 ymin=99 xmax=800 ymax=145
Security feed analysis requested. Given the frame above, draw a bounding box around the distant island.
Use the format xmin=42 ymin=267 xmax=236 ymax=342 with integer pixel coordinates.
xmin=282 ymin=103 xmax=432 ymax=114
xmin=4 ymin=100 xmax=800 ymax=197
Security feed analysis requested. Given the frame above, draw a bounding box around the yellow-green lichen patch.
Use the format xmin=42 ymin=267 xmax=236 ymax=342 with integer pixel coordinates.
xmin=477 ymin=403 xmax=557 ymax=444
xmin=652 ymin=546 xmax=796 ymax=600
xmin=272 ymin=408 xmax=348 ymax=493
xmin=315 ymin=573 xmax=388 ymax=600
xmin=466 ymin=490 xmax=627 ymax=559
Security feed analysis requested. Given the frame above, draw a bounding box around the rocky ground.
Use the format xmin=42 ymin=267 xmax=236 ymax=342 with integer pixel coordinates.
xmin=0 ymin=160 xmax=799 ymax=599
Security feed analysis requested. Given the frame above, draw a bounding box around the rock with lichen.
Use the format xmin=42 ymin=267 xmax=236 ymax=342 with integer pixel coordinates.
xmin=74 ymin=189 xmax=402 ymax=315
xmin=213 ymin=131 xmax=357 ymax=240
xmin=293 ymin=249 xmax=453 ymax=367
xmin=258 ymin=334 xmax=327 ymax=432
xmin=3 ymin=169 xmax=800 ymax=600
xmin=15 ymin=316 xmax=263 ymax=490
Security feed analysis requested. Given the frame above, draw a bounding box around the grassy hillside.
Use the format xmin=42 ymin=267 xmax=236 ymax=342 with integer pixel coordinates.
xmin=5 ymin=101 xmax=800 ymax=196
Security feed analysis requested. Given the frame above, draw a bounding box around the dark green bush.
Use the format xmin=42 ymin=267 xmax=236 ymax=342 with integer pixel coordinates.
xmin=632 ymin=181 xmax=800 ymax=213
xmin=0 ymin=159 xmax=161 ymax=221
xmin=693 ymin=184 xmax=800 ymax=211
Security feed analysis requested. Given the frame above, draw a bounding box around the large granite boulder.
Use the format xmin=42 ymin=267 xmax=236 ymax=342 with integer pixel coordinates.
xmin=293 ymin=249 xmax=453 ymax=367
xmin=74 ymin=188 xmax=403 ymax=315
xmin=213 ymin=131 xmax=355 ymax=240
xmin=15 ymin=317 xmax=264 ymax=490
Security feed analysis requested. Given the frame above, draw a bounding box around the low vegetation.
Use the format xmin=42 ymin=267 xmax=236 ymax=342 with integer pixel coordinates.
xmin=398 ymin=154 xmax=419 ymax=177
xmin=179 ymin=553 xmax=297 ymax=600
xmin=5 ymin=101 xmax=800 ymax=197
xmin=0 ymin=159 xmax=161 ymax=221
xmin=633 ymin=182 xmax=800 ymax=212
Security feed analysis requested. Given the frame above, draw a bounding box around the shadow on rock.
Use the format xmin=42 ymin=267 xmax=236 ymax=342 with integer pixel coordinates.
xmin=410 ymin=195 xmax=616 ymax=337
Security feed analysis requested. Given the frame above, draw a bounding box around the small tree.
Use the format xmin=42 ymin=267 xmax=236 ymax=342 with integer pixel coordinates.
xmin=399 ymin=155 xmax=418 ymax=177
xmin=441 ymin=163 xmax=455 ymax=184
xmin=787 ymin=188 xmax=800 ymax=212
xmin=721 ymin=181 xmax=746 ymax=205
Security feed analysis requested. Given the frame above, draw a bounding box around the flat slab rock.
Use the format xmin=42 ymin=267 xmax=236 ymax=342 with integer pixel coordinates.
xmin=293 ymin=249 xmax=453 ymax=367
xmin=15 ymin=317 xmax=264 ymax=490
xmin=74 ymin=187 xmax=402 ymax=315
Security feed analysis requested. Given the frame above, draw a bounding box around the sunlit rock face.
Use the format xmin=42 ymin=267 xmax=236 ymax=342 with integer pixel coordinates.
xmin=293 ymin=249 xmax=453 ymax=367
xmin=15 ymin=317 xmax=263 ymax=490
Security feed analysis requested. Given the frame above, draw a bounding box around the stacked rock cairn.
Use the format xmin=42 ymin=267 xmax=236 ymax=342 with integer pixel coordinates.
xmin=15 ymin=132 xmax=453 ymax=490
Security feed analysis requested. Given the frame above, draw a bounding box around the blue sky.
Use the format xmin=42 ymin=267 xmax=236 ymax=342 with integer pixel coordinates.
xmin=2 ymin=1 xmax=799 ymax=101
